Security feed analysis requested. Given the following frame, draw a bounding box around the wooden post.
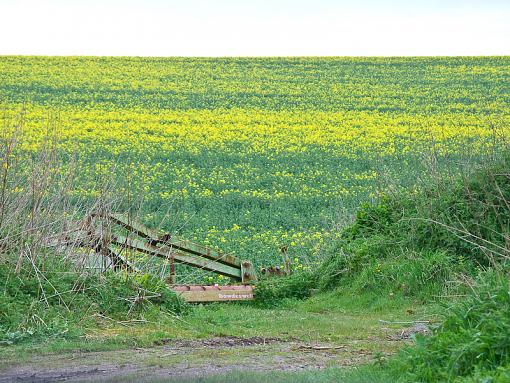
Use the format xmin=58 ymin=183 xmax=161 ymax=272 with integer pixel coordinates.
xmin=166 ymin=254 xmax=176 ymax=285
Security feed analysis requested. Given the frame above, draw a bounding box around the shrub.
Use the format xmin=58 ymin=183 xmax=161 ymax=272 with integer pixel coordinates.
xmin=254 ymin=271 xmax=317 ymax=306
xmin=395 ymin=273 xmax=510 ymax=382
xmin=315 ymin=155 xmax=510 ymax=298
xmin=0 ymin=257 xmax=187 ymax=345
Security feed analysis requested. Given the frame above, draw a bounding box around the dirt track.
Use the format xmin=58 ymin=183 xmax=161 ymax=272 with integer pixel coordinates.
xmin=0 ymin=336 xmax=379 ymax=382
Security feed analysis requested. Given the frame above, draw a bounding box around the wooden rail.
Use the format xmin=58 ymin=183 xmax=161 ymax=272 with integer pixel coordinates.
xmin=52 ymin=212 xmax=259 ymax=302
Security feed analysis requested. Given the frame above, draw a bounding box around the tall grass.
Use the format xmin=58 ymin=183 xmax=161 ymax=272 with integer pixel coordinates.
xmin=394 ymin=273 xmax=510 ymax=382
xmin=316 ymin=152 xmax=510 ymax=297
xmin=0 ymin=113 xmax=186 ymax=345
xmin=253 ymin=151 xmax=510 ymax=381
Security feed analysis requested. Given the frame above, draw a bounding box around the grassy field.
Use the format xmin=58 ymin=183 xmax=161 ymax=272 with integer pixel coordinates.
xmin=1 ymin=57 xmax=509 ymax=279
xmin=0 ymin=292 xmax=432 ymax=382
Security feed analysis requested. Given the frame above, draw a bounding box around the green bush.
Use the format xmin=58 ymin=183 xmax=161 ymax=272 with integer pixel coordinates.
xmin=254 ymin=271 xmax=317 ymax=306
xmin=315 ymin=155 xmax=510 ymax=299
xmin=395 ymin=274 xmax=510 ymax=382
xmin=0 ymin=258 xmax=187 ymax=345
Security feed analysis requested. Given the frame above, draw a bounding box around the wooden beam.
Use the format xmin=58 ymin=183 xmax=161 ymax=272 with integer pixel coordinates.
xmin=111 ymin=234 xmax=242 ymax=280
xmin=172 ymin=285 xmax=254 ymax=302
xmin=106 ymin=245 xmax=139 ymax=273
xmin=107 ymin=213 xmax=241 ymax=268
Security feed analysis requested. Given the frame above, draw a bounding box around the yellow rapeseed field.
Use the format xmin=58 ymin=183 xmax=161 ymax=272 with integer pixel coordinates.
xmin=1 ymin=56 xmax=509 ymax=273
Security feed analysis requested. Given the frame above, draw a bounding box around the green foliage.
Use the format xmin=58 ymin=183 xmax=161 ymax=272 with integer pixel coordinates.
xmin=454 ymin=365 xmax=510 ymax=383
xmin=99 ymin=365 xmax=395 ymax=383
xmin=254 ymin=271 xmax=317 ymax=306
xmin=0 ymin=258 xmax=187 ymax=345
xmin=99 ymin=272 xmax=188 ymax=315
xmin=395 ymin=274 xmax=510 ymax=382
xmin=316 ymin=156 xmax=510 ymax=299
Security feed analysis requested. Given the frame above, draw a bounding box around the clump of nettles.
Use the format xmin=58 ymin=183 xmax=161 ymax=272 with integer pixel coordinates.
xmin=316 ymin=155 xmax=510 ymax=299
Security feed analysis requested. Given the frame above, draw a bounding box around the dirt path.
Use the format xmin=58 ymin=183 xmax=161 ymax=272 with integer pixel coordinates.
xmin=0 ymin=336 xmax=381 ymax=382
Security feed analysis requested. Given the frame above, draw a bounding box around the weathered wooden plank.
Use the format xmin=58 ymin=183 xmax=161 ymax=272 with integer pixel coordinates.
xmin=108 ymin=213 xmax=241 ymax=268
xmin=111 ymin=234 xmax=243 ymax=279
xmin=108 ymin=213 xmax=160 ymax=241
xmin=172 ymin=285 xmax=254 ymax=302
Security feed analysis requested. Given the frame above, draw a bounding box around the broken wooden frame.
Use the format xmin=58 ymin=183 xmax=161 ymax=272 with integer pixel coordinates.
xmin=56 ymin=212 xmax=258 ymax=302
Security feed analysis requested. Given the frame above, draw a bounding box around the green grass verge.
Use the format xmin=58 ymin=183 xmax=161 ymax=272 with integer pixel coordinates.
xmin=1 ymin=290 xmax=430 ymax=362
xmin=393 ymin=273 xmax=510 ymax=382
xmin=96 ymin=365 xmax=396 ymax=383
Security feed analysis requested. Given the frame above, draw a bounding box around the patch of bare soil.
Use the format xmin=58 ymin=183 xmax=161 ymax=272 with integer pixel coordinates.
xmin=386 ymin=323 xmax=431 ymax=341
xmin=155 ymin=336 xmax=287 ymax=347
xmin=0 ymin=337 xmax=379 ymax=382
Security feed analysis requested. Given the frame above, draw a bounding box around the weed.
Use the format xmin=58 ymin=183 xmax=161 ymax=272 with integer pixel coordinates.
xmin=395 ymin=273 xmax=510 ymax=382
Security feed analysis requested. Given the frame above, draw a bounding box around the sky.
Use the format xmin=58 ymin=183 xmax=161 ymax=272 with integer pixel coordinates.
xmin=0 ymin=0 xmax=509 ymax=56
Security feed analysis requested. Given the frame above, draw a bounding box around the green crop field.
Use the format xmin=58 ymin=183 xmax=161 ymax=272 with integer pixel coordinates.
xmin=1 ymin=56 xmax=509 ymax=277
